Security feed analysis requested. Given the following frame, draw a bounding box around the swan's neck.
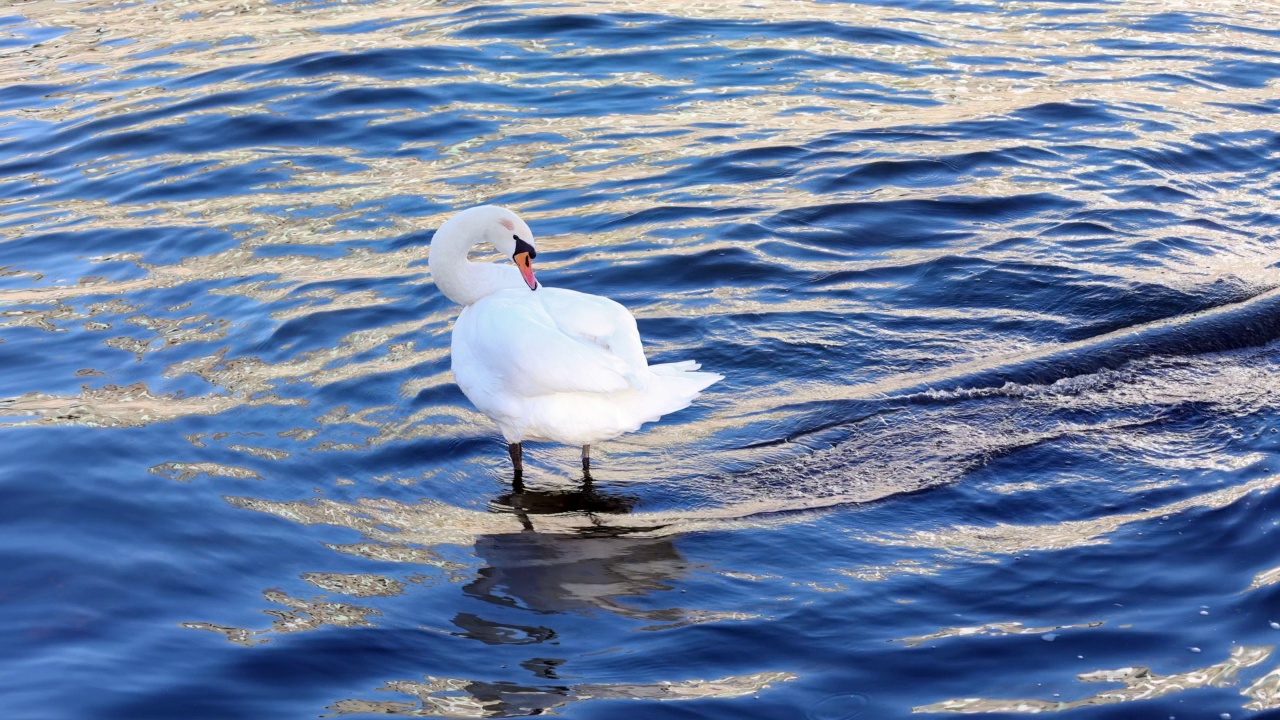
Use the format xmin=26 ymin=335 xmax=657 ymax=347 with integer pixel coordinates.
xmin=429 ymin=217 xmax=526 ymax=306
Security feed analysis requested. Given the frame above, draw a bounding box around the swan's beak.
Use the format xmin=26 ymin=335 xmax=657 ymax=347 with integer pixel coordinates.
xmin=514 ymin=251 xmax=537 ymax=291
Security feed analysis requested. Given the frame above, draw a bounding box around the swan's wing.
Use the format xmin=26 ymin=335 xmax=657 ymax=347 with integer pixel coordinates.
xmin=538 ymin=288 xmax=648 ymax=376
xmin=457 ymin=290 xmax=635 ymax=396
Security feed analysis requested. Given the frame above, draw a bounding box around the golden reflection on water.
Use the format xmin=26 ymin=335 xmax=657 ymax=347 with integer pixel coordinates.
xmin=899 ymin=620 xmax=1105 ymax=648
xmin=149 ymin=460 xmax=261 ymax=482
xmin=328 ymin=541 xmax=469 ymax=577
xmin=916 ymin=645 xmax=1273 ymax=714
xmin=224 ymin=487 xmax=810 ymax=545
xmin=0 ymin=380 xmax=303 ymax=427
xmin=183 ymin=589 xmax=382 ymax=647
xmin=870 ymin=472 xmax=1280 ymax=557
xmin=302 ymin=571 xmax=406 ymax=597
xmin=328 ymin=670 xmax=797 ymax=717
xmin=1243 ymin=664 xmax=1280 ymax=711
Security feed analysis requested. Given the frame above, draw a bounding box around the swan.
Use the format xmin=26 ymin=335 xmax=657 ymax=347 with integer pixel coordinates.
xmin=428 ymin=205 xmax=722 ymax=479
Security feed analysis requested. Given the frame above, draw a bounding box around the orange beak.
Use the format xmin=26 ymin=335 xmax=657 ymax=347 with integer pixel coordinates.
xmin=514 ymin=251 xmax=537 ymax=290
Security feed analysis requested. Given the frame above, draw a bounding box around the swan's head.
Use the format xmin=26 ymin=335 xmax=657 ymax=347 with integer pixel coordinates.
xmin=476 ymin=205 xmax=538 ymax=291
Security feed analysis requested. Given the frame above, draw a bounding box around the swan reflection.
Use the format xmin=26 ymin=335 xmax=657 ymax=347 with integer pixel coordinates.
xmin=466 ymin=481 xmax=691 ymax=619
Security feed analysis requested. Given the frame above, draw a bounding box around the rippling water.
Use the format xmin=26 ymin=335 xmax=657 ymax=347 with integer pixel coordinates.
xmin=4 ymin=1 xmax=1280 ymax=717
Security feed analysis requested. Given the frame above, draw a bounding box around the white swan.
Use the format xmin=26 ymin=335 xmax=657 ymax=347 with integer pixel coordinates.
xmin=429 ymin=205 xmax=722 ymax=478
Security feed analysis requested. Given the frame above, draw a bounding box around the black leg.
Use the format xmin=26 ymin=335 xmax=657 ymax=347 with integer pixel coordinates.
xmin=508 ymin=442 xmax=523 ymax=488
xmin=581 ymin=444 xmax=592 ymax=481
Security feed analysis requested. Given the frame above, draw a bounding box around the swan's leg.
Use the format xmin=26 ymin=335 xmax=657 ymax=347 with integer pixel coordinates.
xmin=581 ymin=445 xmax=591 ymax=472
xmin=508 ymin=442 xmax=523 ymax=483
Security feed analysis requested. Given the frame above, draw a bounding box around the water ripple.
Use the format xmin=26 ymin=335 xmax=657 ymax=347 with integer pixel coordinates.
xmin=4 ymin=1 xmax=1280 ymax=718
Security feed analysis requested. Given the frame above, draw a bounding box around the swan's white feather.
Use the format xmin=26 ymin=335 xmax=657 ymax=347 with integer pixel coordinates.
xmin=538 ymin=287 xmax=649 ymax=383
xmin=456 ymin=288 xmax=636 ymax=397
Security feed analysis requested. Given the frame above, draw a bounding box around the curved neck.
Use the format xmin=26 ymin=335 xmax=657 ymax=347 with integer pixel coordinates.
xmin=429 ymin=214 xmax=527 ymax=306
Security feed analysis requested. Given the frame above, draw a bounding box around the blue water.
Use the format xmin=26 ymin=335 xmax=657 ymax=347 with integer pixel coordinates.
xmin=4 ymin=1 xmax=1280 ymax=718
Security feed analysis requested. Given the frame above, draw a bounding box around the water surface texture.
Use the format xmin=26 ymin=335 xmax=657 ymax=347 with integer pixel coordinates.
xmin=4 ymin=1 xmax=1280 ymax=717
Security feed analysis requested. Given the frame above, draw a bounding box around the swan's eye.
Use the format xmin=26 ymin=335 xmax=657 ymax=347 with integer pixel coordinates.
xmin=513 ymin=236 xmax=536 ymax=260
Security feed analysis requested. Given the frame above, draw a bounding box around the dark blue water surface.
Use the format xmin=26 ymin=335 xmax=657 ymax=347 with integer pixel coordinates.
xmin=4 ymin=1 xmax=1280 ymax=718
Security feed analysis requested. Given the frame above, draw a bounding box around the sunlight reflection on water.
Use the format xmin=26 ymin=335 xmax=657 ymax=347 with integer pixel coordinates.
xmin=4 ymin=1 xmax=1280 ymax=718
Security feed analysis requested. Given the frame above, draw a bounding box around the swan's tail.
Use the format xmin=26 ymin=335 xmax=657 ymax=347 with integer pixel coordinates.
xmin=644 ymin=360 xmax=723 ymax=418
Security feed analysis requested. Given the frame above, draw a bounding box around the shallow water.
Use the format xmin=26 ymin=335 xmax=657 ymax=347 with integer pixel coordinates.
xmin=4 ymin=1 xmax=1280 ymax=717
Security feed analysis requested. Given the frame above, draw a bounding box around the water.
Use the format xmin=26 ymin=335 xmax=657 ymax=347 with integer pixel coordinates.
xmin=3 ymin=1 xmax=1280 ymax=717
